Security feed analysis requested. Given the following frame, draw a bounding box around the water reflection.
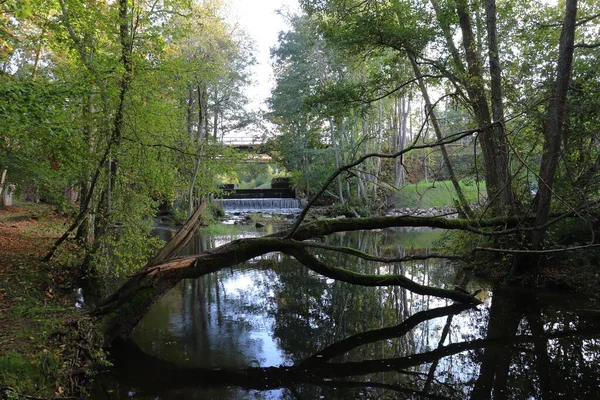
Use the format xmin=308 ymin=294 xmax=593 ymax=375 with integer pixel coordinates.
xmin=94 ymin=225 xmax=600 ymax=399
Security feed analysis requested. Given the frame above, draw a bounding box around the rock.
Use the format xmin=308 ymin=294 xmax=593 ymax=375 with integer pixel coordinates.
xmin=255 ymin=222 xmax=265 ymax=228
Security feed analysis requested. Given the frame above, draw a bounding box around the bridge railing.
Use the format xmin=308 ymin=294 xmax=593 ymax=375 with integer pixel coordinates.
xmin=220 ymin=135 xmax=265 ymax=146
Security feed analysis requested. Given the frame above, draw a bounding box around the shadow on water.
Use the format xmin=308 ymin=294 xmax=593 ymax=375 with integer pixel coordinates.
xmin=92 ymin=224 xmax=600 ymax=399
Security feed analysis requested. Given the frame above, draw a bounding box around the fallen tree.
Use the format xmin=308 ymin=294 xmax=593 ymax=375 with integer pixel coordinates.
xmin=94 ymin=221 xmax=483 ymax=344
xmin=97 ymin=205 xmax=582 ymax=344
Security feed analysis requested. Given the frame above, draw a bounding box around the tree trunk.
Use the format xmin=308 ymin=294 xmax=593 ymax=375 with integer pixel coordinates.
xmin=453 ymin=0 xmax=514 ymax=212
xmin=484 ymin=0 xmax=514 ymax=209
xmin=410 ymin=56 xmax=473 ymax=217
xmin=95 ymin=213 xmax=555 ymax=344
xmin=187 ymin=85 xmax=194 ymax=138
xmin=533 ymin=0 xmax=578 ymax=248
xmin=188 ymin=84 xmax=207 ymax=217
xmin=76 ymin=93 xmax=94 ymax=244
xmin=394 ymin=95 xmax=409 ymax=188
xmin=0 ymin=169 xmax=8 ymax=208
xmin=329 ymin=117 xmax=344 ymax=203
xmin=213 ymin=83 xmax=219 ymax=140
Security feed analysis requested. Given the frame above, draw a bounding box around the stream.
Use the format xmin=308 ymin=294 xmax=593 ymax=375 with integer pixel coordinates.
xmin=91 ymin=214 xmax=600 ymax=399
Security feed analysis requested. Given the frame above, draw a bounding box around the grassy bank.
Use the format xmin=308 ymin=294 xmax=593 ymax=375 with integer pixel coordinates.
xmin=392 ymin=180 xmax=486 ymax=209
xmin=0 ymin=203 xmax=103 ymax=399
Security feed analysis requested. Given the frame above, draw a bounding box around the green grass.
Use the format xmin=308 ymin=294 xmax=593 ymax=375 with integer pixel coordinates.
xmin=0 ymin=351 xmax=59 ymax=395
xmin=392 ymin=180 xmax=486 ymax=209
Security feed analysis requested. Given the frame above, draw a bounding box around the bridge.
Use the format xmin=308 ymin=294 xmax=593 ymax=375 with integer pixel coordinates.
xmin=220 ymin=188 xmax=295 ymax=199
xmin=218 ymin=134 xmax=272 ymax=162
xmin=220 ymin=135 xmax=268 ymax=151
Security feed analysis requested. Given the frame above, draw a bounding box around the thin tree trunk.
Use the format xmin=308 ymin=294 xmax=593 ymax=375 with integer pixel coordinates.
xmin=187 ymin=85 xmax=194 ymax=138
xmin=485 ymin=0 xmax=513 ymax=209
xmin=188 ymin=85 xmax=207 ymax=217
xmin=533 ymin=0 xmax=578 ymax=248
xmin=329 ymin=118 xmax=344 ymax=203
xmin=76 ymin=92 xmax=94 ymax=243
xmin=410 ymin=57 xmax=472 ymax=217
xmin=394 ymin=96 xmax=410 ymax=188
xmin=0 ymin=169 xmax=8 ymax=208
xmin=213 ymin=83 xmax=219 ymax=140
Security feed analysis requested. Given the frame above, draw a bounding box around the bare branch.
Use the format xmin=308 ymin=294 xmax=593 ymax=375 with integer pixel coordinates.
xmin=122 ymin=136 xmax=197 ymax=157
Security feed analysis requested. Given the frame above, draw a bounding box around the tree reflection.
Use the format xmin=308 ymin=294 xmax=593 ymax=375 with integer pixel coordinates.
xmin=99 ymin=229 xmax=600 ymax=399
xmin=103 ymin=285 xmax=600 ymax=400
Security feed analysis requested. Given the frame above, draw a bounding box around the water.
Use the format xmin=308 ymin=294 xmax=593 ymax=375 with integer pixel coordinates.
xmin=92 ymin=224 xmax=600 ymax=399
xmin=214 ymin=198 xmax=302 ymax=212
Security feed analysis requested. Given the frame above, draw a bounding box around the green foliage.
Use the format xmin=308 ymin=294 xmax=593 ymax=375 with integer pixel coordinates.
xmin=199 ymin=201 xmax=225 ymax=225
xmin=0 ymin=0 xmax=257 ymax=279
xmin=236 ymin=163 xmax=276 ymax=189
xmin=330 ymin=199 xmax=370 ymax=217
xmin=92 ymin=190 xmax=164 ymax=276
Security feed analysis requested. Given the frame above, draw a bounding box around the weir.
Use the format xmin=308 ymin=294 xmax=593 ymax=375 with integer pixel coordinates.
xmin=215 ymin=198 xmax=302 ymax=212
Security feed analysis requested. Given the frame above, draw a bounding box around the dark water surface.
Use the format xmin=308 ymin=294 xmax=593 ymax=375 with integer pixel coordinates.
xmin=92 ymin=221 xmax=600 ymax=399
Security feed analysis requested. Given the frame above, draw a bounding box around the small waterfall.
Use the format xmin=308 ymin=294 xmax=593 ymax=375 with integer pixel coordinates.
xmin=215 ymin=198 xmax=302 ymax=212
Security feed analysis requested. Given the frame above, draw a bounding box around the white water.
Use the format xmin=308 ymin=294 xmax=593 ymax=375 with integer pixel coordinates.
xmin=215 ymin=198 xmax=301 ymax=212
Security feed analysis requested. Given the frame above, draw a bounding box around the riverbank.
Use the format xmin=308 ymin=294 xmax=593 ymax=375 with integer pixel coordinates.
xmin=0 ymin=203 xmax=103 ymax=399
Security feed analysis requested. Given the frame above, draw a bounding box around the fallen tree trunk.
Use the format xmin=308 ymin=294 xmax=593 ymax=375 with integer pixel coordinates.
xmin=95 ymin=235 xmax=482 ymax=343
xmin=94 ymin=212 xmax=531 ymax=344
xmin=93 ymin=206 xmax=600 ymax=344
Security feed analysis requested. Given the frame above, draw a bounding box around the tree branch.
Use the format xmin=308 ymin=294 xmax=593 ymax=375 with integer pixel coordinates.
xmin=574 ymin=42 xmax=600 ymax=49
xmin=474 ymin=243 xmax=600 ymax=254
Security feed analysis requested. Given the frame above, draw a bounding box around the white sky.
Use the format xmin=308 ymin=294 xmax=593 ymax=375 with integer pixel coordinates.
xmin=228 ymin=0 xmax=300 ymax=112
